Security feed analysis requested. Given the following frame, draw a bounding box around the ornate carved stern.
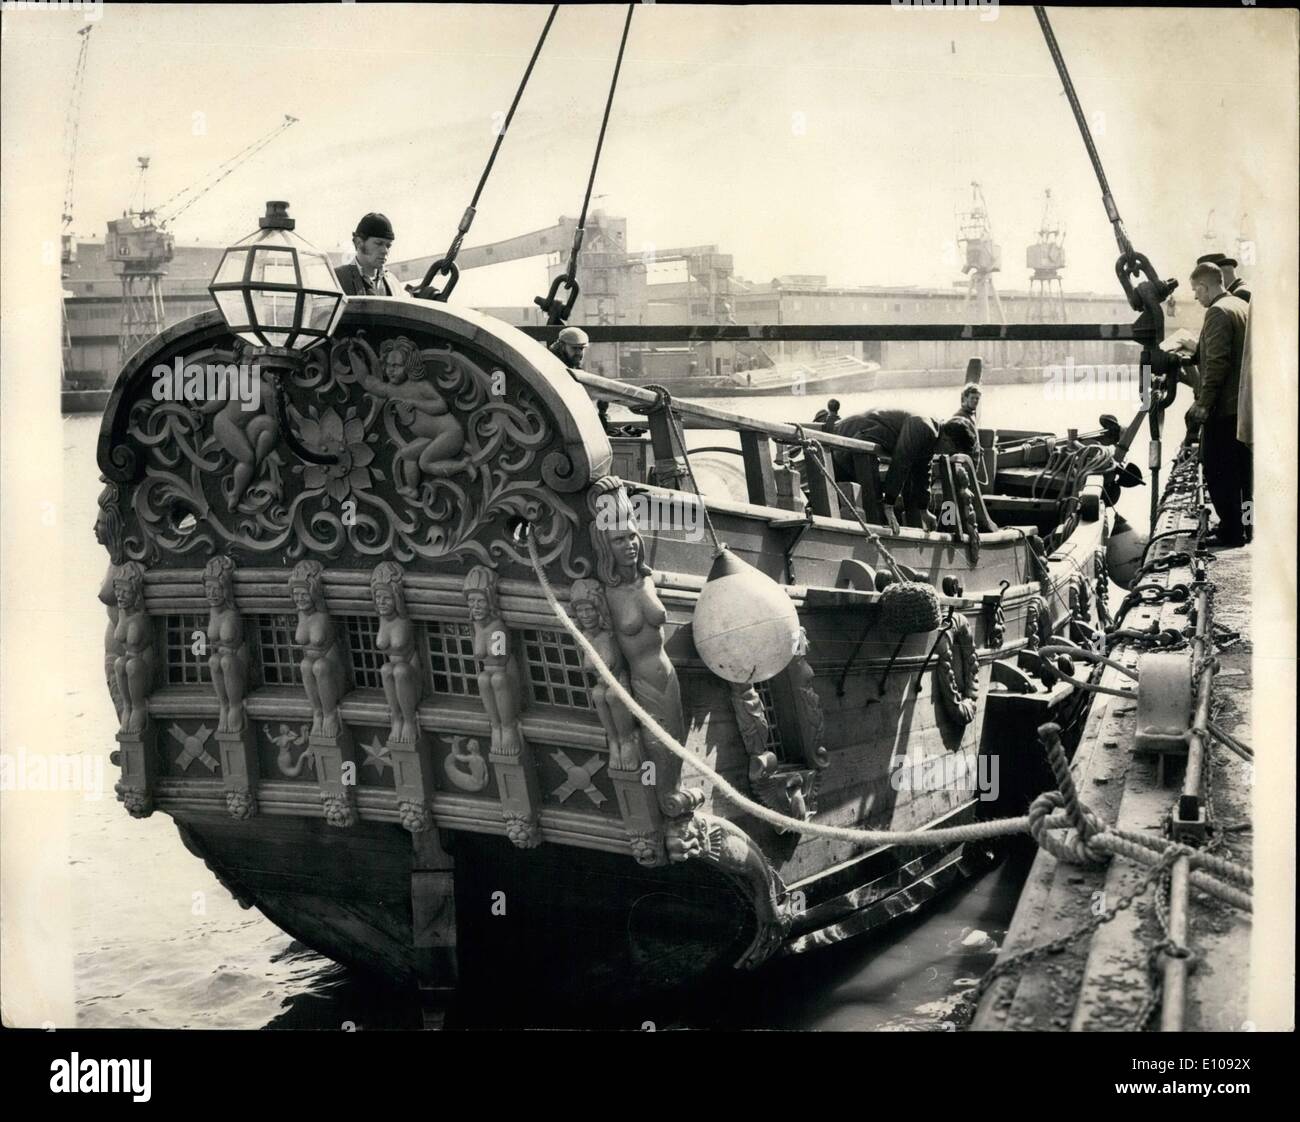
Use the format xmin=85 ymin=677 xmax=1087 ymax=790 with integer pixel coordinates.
xmin=93 ymin=292 xmax=799 ymax=996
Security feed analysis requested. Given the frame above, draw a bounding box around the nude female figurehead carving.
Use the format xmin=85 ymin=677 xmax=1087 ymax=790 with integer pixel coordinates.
xmin=462 ymin=565 xmax=526 ymax=757
xmin=370 ymin=560 xmax=423 ymax=744
xmin=289 ymin=560 xmax=347 ymax=738
xmin=204 ymin=555 xmax=248 ymax=733
xmin=570 ymin=577 xmax=642 ymax=771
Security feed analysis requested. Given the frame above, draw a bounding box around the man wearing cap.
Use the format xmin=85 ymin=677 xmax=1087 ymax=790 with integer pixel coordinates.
xmin=1197 ymin=252 xmax=1251 ymax=304
xmin=549 ymin=326 xmax=589 ymax=370
xmin=336 ymin=213 xmax=399 ymax=296
xmin=1185 ymin=261 xmax=1250 ymax=547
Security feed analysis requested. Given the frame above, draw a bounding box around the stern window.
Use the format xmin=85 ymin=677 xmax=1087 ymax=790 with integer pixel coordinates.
xmin=425 ymin=622 xmax=480 ymax=697
xmin=164 ymin=614 xmax=212 ymax=685
xmin=521 ymin=629 xmax=592 ymax=710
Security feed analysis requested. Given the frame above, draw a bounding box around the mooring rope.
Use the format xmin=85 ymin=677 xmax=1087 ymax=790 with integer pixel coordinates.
xmin=516 ymin=526 xmax=1253 ymax=911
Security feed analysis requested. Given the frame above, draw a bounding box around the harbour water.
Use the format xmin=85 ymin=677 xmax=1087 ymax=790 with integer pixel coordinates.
xmin=65 ymin=377 xmax=1176 ymax=1030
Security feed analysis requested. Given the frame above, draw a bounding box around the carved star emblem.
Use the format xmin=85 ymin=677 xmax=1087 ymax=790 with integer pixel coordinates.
xmin=361 ymin=736 xmax=392 ymax=777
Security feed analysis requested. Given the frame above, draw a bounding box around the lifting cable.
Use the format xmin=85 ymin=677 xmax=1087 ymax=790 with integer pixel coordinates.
xmin=409 ymin=4 xmax=560 ymax=301
xmin=535 ymin=3 xmax=636 ymax=325
xmin=1033 ymin=7 xmax=1132 ymax=262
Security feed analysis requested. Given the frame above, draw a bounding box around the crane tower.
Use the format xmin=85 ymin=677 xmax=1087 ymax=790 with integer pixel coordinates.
xmin=1026 ymin=188 xmax=1067 ymax=324
xmin=957 ymin=181 xmax=1004 ymax=324
xmin=106 ymin=115 xmax=298 ymax=365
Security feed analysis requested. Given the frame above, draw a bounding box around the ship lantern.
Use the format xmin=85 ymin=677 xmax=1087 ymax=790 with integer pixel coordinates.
xmin=208 ymin=201 xmax=344 ymax=352
xmin=207 ymin=202 xmax=345 ymax=466
xmin=692 ymin=548 xmax=801 ymax=684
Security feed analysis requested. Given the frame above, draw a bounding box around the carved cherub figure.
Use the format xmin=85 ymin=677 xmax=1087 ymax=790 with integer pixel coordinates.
xmin=462 ymin=566 xmax=526 ymax=757
xmin=371 ymin=561 xmax=423 ymax=744
xmin=111 ymin=561 xmax=155 ymax=735
xmin=353 ymin=336 xmax=476 ymax=497
xmin=569 ymin=578 xmax=642 ymax=771
xmin=204 ymin=556 xmax=248 ymax=733
xmin=192 ymin=365 xmax=280 ymax=511
xmin=289 ymin=560 xmax=347 ymax=737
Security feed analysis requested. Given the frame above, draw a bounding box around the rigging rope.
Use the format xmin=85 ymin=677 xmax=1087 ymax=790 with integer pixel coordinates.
xmin=1033 ymin=6 xmax=1133 ymax=261
xmin=410 ymin=5 xmax=559 ymax=300
xmin=567 ymin=3 xmax=634 ymax=279
xmin=536 ymin=3 xmax=636 ymax=324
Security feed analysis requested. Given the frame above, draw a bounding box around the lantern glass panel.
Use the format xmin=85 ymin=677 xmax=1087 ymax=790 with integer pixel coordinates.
xmin=214 ymin=290 xmax=249 ymax=327
xmin=214 ymin=249 xmax=250 ymax=285
xmin=248 ymin=288 xmax=299 ymax=332
xmin=299 ymin=252 xmax=338 ymax=293
xmin=250 ymin=245 xmax=300 ymax=288
xmin=302 ymin=292 xmax=343 ymax=338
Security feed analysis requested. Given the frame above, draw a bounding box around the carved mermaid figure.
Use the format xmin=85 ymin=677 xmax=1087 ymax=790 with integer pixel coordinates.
xmin=371 ymin=561 xmax=423 ymax=744
xmin=462 ymin=566 xmax=527 ymax=757
xmin=111 ymin=561 xmax=155 ymax=734
xmin=570 ymin=578 xmax=642 ymax=771
xmin=289 ymin=560 xmax=347 ymax=737
xmin=588 ymin=478 xmax=694 ymax=817
xmin=354 ymin=336 xmax=475 ymax=496
xmin=204 ymin=555 xmax=248 ymax=733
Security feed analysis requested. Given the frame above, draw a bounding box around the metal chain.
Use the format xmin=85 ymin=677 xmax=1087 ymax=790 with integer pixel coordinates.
xmin=974 ymin=848 xmax=1179 ymax=1009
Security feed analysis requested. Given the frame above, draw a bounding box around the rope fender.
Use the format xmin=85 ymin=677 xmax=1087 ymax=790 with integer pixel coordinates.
xmin=936 ymin=611 xmax=979 ymax=726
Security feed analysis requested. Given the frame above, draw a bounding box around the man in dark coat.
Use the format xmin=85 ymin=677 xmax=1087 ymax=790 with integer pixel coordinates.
xmin=1197 ymin=251 xmax=1251 ymax=303
xmin=336 ymin=212 xmax=399 ymax=296
xmin=1186 ymin=261 xmax=1250 ymax=546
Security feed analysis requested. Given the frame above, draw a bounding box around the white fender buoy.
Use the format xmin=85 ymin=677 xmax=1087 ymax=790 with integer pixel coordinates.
xmin=1106 ymin=514 xmax=1148 ymax=589
xmin=691 ymin=548 xmax=800 ymax=684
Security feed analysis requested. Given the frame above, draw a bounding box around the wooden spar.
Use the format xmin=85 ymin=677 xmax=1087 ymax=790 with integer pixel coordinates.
xmin=572 ymin=368 xmax=886 ymax=455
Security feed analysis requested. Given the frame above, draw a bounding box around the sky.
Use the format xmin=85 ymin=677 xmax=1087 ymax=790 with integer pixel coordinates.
xmin=2 ymin=3 xmax=1297 ymax=306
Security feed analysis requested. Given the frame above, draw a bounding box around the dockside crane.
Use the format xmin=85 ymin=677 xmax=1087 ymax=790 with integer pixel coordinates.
xmin=957 ymin=181 xmax=1004 ymax=324
xmin=1026 ymin=188 xmax=1067 ymax=324
xmin=61 ymin=25 xmax=95 ymax=381
xmin=107 ymin=115 xmax=299 ymax=364
xmin=61 ymin=24 xmax=95 ymax=269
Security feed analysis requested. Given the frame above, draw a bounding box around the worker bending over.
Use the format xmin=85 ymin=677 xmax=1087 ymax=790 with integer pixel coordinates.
xmin=833 ymin=409 xmax=979 ymax=531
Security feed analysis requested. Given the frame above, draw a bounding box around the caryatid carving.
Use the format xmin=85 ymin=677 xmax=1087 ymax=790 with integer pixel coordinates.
xmin=570 ymin=578 xmax=643 ymax=771
xmin=588 ymin=477 xmax=698 ymax=819
xmin=95 ymin=480 xmax=127 ymax=720
xmin=354 ymin=336 xmax=476 ymax=498
xmin=203 ymin=556 xmax=249 ymax=733
xmin=111 ymin=561 xmax=155 ymax=735
xmin=371 ymin=561 xmax=424 ymax=744
xmin=462 ymin=566 xmax=527 ymax=757
xmin=289 ymin=560 xmax=348 ymax=738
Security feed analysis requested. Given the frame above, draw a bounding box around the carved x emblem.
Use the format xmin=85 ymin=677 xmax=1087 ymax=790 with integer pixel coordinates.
xmin=168 ymin=723 xmax=218 ymax=773
xmin=549 ymin=749 xmax=606 ymax=807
